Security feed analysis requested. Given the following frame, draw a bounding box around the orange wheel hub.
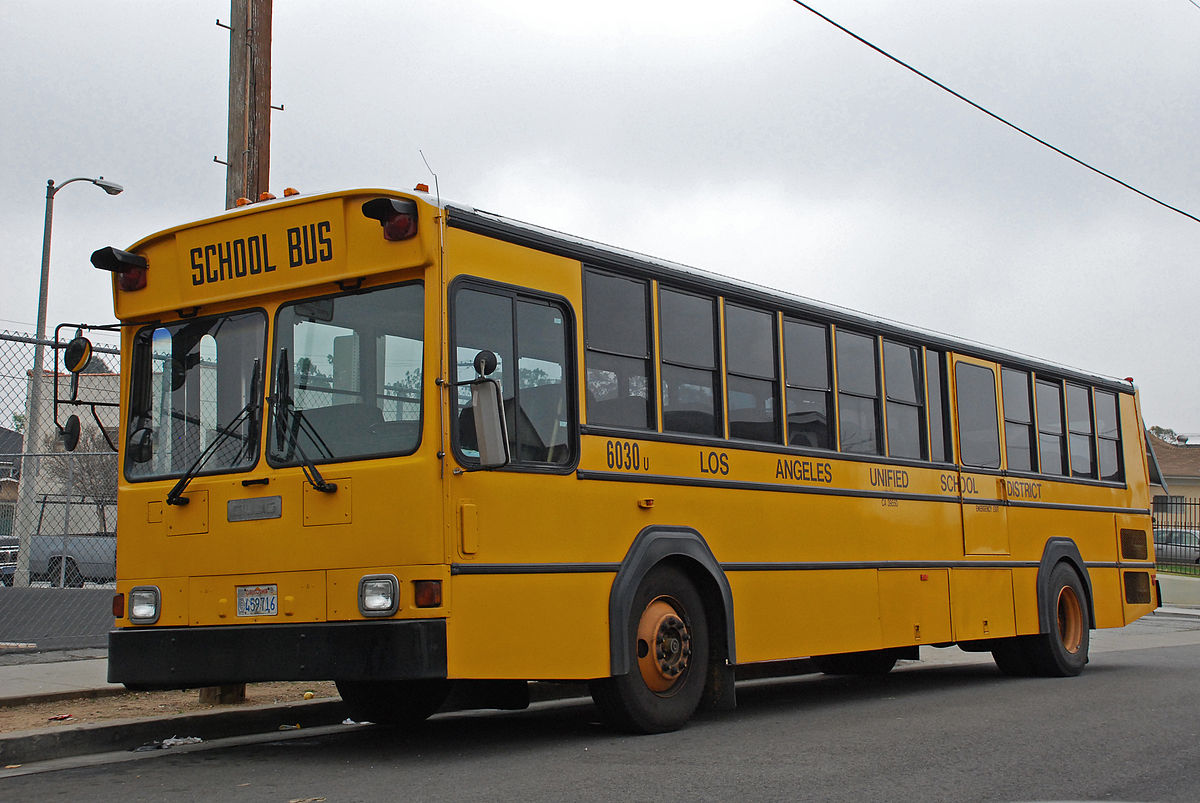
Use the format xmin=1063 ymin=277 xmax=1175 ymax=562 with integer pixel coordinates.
xmin=636 ymin=596 xmax=693 ymax=694
xmin=1056 ymin=585 xmax=1083 ymax=654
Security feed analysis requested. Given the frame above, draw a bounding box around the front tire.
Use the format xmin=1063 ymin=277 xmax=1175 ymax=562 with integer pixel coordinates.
xmin=591 ymin=565 xmax=709 ymax=733
xmin=335 ymin=679 xmax=450 ymax=725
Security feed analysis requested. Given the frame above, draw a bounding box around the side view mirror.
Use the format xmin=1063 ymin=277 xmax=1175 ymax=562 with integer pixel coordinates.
xmin=63 ymin=335 xmax=93 ymax=374
xmin=128 ymin=427 xmax=153 ymax=464
xmin=473 ymin=349 xmax=498 ymax=377
xmin=470 ymin=378 xmax=509 ymax=469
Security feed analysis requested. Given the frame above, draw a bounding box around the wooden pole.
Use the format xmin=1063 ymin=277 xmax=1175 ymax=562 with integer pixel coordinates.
xmin=224 ymin=0 xmax=272 ymax=209
xmin=206 ymin=0 xmax=272 ymax=706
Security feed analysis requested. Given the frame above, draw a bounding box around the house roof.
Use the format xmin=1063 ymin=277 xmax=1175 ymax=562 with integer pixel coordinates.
xmin=0 ymin=426 xmax=22 ymax=457
xmin=1149 ymin=435 xmax=1200 ymax=479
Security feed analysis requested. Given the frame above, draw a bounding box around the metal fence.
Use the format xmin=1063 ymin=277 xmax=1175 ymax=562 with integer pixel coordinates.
xmin=0 ymin=328 xmax=121 ymax=656
xmin=1153 ymin=497 xmax=1200 ymax=578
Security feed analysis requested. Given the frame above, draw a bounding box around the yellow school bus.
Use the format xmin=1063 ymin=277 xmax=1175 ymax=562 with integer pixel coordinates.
xmin=88 ymin=186 xmax=1157 ymax=733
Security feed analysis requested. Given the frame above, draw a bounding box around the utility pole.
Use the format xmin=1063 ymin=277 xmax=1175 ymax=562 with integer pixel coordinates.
xmin=224 ymin=0 xmax=273 ymax=209
xmin=204 ymin=0 xmax=273 ymax=705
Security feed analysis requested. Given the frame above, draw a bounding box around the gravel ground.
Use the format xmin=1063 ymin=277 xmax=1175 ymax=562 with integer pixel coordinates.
xmin=0 ymin=681 xmax=339 ymax=735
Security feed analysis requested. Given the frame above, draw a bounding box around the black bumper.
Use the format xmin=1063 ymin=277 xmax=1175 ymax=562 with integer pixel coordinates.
xmin=108 ymin=619 xmax=447 ymax=688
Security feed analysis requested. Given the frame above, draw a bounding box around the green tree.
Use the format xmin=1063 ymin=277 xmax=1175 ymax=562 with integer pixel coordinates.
xmin=1150 ymin=425 xmax=1181 ymax=444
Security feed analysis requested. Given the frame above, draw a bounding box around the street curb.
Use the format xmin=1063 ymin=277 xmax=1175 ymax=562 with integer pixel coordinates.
xmin=0 ymin=697 xmax=349 ymax=766
xmin=0 ymin=682 xmax=594 ymax=767
xmin=1 ymin=686 xmax=129 ymax=708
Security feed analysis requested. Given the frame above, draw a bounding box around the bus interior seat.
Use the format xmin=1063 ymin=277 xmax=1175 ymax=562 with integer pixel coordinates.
xmin=296 ymin=402 xmax=384 ymax=457
xmin=588 ymin=395 xmax=652 ymax=429
xmin=662 ymin=410 xmax=717 ymax=437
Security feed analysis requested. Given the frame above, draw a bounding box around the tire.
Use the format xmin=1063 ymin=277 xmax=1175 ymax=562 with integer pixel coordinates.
xmin=811 ymin=649 xmax=898 ymax=676
xmin=334 ymin=679 xmax=451 ymax=725
xmin=990 ymin=638 xmax=1036 ymax=676
xmin=48 ymin=558 xmax=84 ymax=588
xmin=1024 ymin=562 xmax=1090 ymax=677
xmin=590 ymin=565 xmax=709 ymax=734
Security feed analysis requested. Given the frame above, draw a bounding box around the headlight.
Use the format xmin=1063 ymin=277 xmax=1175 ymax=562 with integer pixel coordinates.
xmin=128 ymin=586 xmax=161 ymax=624
xmin=359 ymin=575 xmax=399 ymax=617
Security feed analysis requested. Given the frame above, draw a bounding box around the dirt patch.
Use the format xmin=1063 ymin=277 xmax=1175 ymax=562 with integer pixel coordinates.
xmin=0 ymin=681 xmax=339 ymax=735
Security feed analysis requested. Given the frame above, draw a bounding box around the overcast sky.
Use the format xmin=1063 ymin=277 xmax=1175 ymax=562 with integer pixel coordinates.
xmin=2 ymin=1 xmax=1197 ymax=435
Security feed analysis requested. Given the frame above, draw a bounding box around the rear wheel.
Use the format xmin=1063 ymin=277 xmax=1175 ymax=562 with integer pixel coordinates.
xmin=335 ymin=679 xmax=450 ymax=725
xmin=991 ymin=563 xmax=1091 ymax=677
xmin=591 ymin=565 xmax=709 ymax=734
xmin=990 ymin=638 xmax=1036 ymax=676
xmin=1025 ymin=562 xmax=1090 ymax=676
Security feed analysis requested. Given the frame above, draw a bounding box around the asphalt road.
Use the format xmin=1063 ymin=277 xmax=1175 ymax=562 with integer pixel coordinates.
xmin=7 ymin=613 xmax=1200 ymax=802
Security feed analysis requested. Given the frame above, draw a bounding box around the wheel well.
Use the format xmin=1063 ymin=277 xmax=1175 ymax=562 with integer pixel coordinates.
xmin=1037 ymin=538 xmax=1096 ymax=634
xmin=607 ymin=526 xmax=736 ymax=677
xmin=661 ymin=555 xmax=731 ymax=668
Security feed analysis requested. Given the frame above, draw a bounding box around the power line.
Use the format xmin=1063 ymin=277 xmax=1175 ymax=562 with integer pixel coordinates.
xmin=790 ymin=1 xmax=1200 ymax=225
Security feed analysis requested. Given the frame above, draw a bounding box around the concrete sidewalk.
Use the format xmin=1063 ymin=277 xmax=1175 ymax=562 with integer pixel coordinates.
xmin=0 ymin=655 xmax=123 ymax=706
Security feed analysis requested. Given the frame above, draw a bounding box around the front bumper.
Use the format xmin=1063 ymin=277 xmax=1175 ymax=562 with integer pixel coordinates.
xmin=108 ymin=619 xmax=447 ymax=688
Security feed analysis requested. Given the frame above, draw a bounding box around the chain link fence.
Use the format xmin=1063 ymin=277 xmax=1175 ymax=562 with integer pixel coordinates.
xmin=0 ymin=328 xmax=121 ymax=657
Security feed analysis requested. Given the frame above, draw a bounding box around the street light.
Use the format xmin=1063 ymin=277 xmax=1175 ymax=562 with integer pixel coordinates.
xmin=14 ymin=176 xmax=123 ymax=586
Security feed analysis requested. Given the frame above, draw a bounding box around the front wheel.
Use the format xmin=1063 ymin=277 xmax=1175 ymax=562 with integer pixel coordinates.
xmin=335 ymin=679 xmax=450 ymax=725
xmin=591 ymin=565 xmax=709 ymax=734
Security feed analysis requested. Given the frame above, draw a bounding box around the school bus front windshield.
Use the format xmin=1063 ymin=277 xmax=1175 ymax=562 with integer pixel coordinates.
xmin=268 ymin=282 xmax=425 ymax=467
xmin=125 ymin=311 xmax=267 ymax=481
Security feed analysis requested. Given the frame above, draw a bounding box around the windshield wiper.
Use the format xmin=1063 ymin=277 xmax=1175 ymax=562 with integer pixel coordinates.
xmin=166 ymin=360 xmax=261 ymax=506
xmin=272 ymin=348 xmax=337 ymax=494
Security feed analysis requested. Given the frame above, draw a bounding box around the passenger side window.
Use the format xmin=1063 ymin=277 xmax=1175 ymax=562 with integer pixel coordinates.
xmin=926 ymin=350 xmax=951 ymax=462
xmin=583 ymin=269 xmax=654 ymax=430
xmin=1095 ymin=390 xmax=1122 ymax=482
xmin=883 ymin=340 xmax=925 ymax=460
xmin=659 ymin=288 xmax=720 ymax=437
xmin=784 ymin=319 xmax=833 ymax=449
xmin=1066 ymin=383 xmax=1095 ymax=479
xmin=1036 ymin=379 xmax=1067 ymax=476
xmin=836 ymin=330 xmax=881 ymax=455
xmin=1002 ymin=368 xmax=1036 ymax=472
xmin=725 ymin=304 xmax=779 ymax=443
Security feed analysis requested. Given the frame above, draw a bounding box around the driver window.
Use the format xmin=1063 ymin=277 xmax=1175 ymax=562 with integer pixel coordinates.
xmin=452 ymin=283 xmax=575 ymax=468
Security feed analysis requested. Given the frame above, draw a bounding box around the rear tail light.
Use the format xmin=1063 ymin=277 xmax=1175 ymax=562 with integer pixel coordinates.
xmin=413 ymin=580 xmax=442 ymax=608
xmin=361 ymin=197 xmax=419 ymax=241
xmin=91 ymin=246 xmax=149 ymax=291
xmin=112 ymin=593 xmax=124 ymax=618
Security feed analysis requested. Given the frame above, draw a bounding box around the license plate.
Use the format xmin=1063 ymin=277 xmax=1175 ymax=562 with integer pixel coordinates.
xmin=236 ymin=584 xmax=278 ymax=617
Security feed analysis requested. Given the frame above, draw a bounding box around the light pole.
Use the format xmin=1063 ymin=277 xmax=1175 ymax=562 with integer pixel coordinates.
xmin=14 ymin=176 xmax=123 ymax=586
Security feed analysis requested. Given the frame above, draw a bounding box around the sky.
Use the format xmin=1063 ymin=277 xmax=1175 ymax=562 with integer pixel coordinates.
xmin=1 ymin=1 xmax=1197 ymax=435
